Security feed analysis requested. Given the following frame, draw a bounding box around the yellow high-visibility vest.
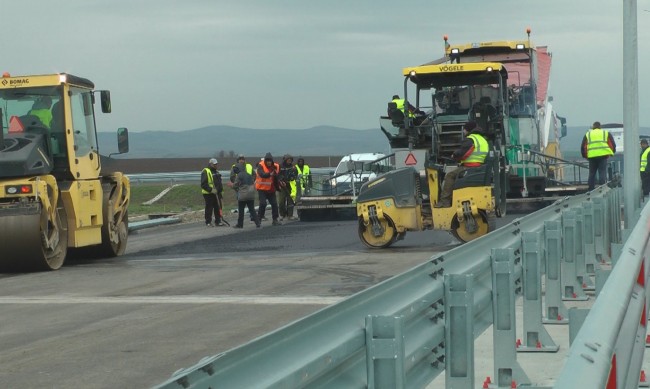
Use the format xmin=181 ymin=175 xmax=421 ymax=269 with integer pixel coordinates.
xmin=392 ymin=98 xmax=415 ymax=118
xmin=641 ymin=147 xmax=650 ymax=172
xmin=296 ymin=164 xmax=310 ymax=189
xmin=586 ymin=128 xmax=614 ymax=158
xmin=463 ymin=133 xmax=489 ymax=164
xmin=201 ymin=168 xmax=214 ymax=194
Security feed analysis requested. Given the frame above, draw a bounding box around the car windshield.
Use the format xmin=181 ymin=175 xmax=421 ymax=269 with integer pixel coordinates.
xmin=335 ymin=160 xmax=373 ymax=176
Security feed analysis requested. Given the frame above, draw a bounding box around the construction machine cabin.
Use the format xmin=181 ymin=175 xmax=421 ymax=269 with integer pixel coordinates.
xmin=0 ymin=73 xmax=130 ymax=271
xmin=381 ymin=35 xmax=570 ymax=199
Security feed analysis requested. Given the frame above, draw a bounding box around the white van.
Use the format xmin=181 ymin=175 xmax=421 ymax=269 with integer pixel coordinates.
xmin=330 ymin=153 xmax=389 ymax=196
xmin=294 ymin=152 xmax=391 ymax=220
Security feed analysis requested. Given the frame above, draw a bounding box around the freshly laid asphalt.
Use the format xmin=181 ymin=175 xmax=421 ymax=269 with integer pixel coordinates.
xmin=2 ymin=213 xmax=644 ymax=388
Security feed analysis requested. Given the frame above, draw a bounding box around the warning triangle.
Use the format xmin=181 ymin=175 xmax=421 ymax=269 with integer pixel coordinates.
xmin=404 ymin=152 xmax=417 ymax=166
xmin=8 ymin=116 xmax=24 ymax=133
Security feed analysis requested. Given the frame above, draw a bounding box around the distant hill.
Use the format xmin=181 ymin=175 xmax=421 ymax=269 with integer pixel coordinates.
xmin=98 ymin=125 xmax=390 ymax=159
xmin=97 ymin=124 xmax=650 ymax=160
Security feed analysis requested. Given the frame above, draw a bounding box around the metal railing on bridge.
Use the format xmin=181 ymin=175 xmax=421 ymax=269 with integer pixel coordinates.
xmin=154 ymin=185 xmax=648 ymax=389
xmin=554 ymin=195 xmax=649 ymax=388
xmin=126 ymin=169 xmax=335 ymax=185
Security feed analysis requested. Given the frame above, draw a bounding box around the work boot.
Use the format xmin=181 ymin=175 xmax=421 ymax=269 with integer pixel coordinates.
xmin=233 ymin=224 xmax=243 ymax=229
xmin=434 ymin=201 xmax=451 ymax=208
xmin=272 ymin=219 xmax=282 ymax=226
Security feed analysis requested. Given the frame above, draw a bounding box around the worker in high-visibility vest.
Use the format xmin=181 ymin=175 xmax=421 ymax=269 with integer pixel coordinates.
xmin=201 ymin=158 xmax=224 ymax=226
xmin=581 ymin=121 xmax=616 ymax=191
xmin=390 ymin=95 xmax=416 ymax=118
xmin=295 ymin=157 xmax=312 ymax=196
xmin=436 ymin=121 xmax=489 ymax=208
xmin=389 ymin=95 xmax=427 ymax=125
xmin=256 ymin=153 xmax=281 ymax=226
xmin=641 ymin=139 xmax=650 ymax=197
xmin=28 ymin=96 xmax=53 ymax=128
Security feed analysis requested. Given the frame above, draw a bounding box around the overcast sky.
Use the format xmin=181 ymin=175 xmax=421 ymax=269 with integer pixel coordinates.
xmin=5 ymin=1 xmax=649 ymax=132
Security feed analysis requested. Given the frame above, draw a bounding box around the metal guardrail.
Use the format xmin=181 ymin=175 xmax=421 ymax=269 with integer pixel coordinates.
xmin=153 ymin=185 xmax=638 ymax=388
xmin=127 ymin=169 xmax=335 ymax=185
xmin=128 ymin=217 xmax=181 ymax=232
xmin=554 ymin=199 xmax=650 ymax=388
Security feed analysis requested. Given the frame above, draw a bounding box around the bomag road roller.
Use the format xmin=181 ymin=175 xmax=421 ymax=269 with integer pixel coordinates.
xmin=357 ymin=60 xmax=510 ymax=248
xmin=0 ymin=73 xmax=130 ymax=271
xmin=357 ymin=156 xmax=500 ymax=247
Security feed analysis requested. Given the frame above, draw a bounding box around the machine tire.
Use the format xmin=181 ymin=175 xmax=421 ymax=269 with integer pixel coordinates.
xmin=358 ymin=215 xmax=397 ymax=249
xmin=97 ymin=184 xmax=129 ymax=257
xmin=99 ymin=210 xmax=128 ymax=257
xmin=450 ymin=210 xmax=494 ymax=243
xmin=0 ymin=199 xmax=68 ymax=272
xmin=39 ymin=200 xmax=68 ymax=271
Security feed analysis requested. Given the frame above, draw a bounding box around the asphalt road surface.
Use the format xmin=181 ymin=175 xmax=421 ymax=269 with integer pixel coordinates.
xmin=0 ymin=215 xmax=518 ymax=388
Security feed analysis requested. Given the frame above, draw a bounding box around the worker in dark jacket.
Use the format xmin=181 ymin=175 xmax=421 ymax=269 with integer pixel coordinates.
xmin=581 ymin=121 xmax=616 ymax=190
xmin=231 ymin=161 xmax=261 ymax=228
xmin=231 ymin=154 xmax=254 ymax=176
xmin=201 ymin=158 xmax=224 ymax=226
xmin=230 ymin=154 xmax=256 ymax=223
xmin=256 ymin=152 xmax=281 ymax=226
xmin=436 ymin=121 xmax=489 ymax=207
xmin=277 ymin=154 xmax=298 ymax=220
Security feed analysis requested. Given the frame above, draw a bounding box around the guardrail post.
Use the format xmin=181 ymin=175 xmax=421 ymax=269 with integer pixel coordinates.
xmin=610 ymin=187 xmax=622 ymax=247
xmin=365 ymin=315 xmax=405 ymax=389
xmin=568 ymin=308 xmax=590 ymax=346
xmin=646 ymin=240 xmax=650 ymax=351
xmin=573 ymin=208 xmax=594 ymax=291
xmin=621 ymin=229 xmax=633 ymax=250
xmin=611 ymin=242 xmax=624 ymax=268
xmin=582 ymin=201 xmax=598 ymax=274
xmin=595 ymin=268 xmax=611 ymax=298
xmin=491 ymin=248 xmax=531 ymax=387
xmin=593 ymin=197 xmax=610 ymax=263
xmin=561 ymin=210 xmax=588 ymax=301
xmin=519 ymin=232 xmax=559 ymax=353
xmin=614 ymin=268 xmax=646 ymax=388
xmin=543 ymin=220 xmax=569 ymax=324
xmin=444 ymin=274 xmax=474 ymax=388
xmin=609 ymin=188 xmax=622 ymax=245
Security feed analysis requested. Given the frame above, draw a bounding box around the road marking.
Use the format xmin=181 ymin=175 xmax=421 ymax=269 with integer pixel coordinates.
xmin=0 ymin=295 xmax=343 ymax=305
